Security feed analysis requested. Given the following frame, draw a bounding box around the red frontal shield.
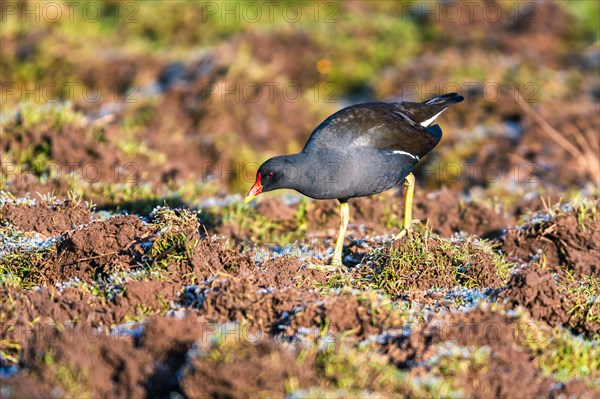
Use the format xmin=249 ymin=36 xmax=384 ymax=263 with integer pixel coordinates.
xmin=245 ymin=173 xmax=263 ymax=203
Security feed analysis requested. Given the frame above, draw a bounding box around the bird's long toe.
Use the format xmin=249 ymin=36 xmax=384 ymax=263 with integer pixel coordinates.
xmin=393 ymin=229 xmax=407 ymax=240
xmin=304 ymin=261 xmax=345 ymax=273
xmin=393 ymin=228 xmax=412 ymax=240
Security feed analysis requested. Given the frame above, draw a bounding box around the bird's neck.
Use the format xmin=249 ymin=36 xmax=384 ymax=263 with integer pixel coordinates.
xmin=277 ymin=152 xmax=313 ymax=192
xmin=280 ymin=151 xmax=342 ymax=197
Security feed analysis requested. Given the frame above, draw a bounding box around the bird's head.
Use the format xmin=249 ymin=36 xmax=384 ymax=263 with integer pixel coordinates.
xmin=245 ymin=156 xmax=291 ymax=203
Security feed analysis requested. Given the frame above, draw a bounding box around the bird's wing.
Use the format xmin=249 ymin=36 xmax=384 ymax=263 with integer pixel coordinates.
xmin=304 ymin=103 xmax=441 ymax=157
xmin=304 ymin=94 xmax=463 ymax=157
xmin=367 ymin=106 xmax=442 ymax=157
xmin=303 ymin=103 xmax=441 ymax=158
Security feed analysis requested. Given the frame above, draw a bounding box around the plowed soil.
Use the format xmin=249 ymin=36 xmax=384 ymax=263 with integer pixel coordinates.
xmin=499 ymin=205 xmax=600 ymax=278
xmin=384 ymin=307 xmax=596 ymax=398
xmin=1 ymin=198 xmax=598 ymax=397
xmin=0 ymin=200 xmax=91 ymax=236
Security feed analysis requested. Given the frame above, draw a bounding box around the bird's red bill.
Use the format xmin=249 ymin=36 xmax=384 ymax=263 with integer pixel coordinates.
xmin=245 ymin=173 xmax=262 ymax=203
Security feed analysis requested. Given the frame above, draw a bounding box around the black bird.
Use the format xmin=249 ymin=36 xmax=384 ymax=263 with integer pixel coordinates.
xmin=246 ymin=93 xmax=464 ymax=269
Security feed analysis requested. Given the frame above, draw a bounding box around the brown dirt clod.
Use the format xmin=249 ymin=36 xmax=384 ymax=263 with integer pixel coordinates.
xmin=500 ymin=203 xmax=600 ymax=278
xmin=50 ymin=215 xmax=156 ymax=282
xmin=0 ymin=200 xmax=92 ymax=236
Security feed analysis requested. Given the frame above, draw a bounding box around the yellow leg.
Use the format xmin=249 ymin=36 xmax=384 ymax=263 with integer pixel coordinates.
xmin=395 ymin=173 xmax=415 ymax=240
xmin=305 ymin=201 xmax=348 ymax=272
xmin=403 ymin=173 xmax=415 ymax=230
xmin=331 ymin=202 xmax=349 ymax=268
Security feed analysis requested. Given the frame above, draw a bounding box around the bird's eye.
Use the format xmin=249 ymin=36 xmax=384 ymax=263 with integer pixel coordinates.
xmin=267 ymin=171 xmax=276 ymax=179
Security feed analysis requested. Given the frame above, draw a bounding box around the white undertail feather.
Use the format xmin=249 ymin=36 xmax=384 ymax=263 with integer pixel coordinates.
xmin=419 ymin=108 xmax=447 ymax=127
xmin=393 ymin=150 xmax=419 ymax=161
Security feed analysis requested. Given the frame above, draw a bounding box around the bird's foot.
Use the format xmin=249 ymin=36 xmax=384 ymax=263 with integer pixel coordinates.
xmin=304 ymin=260 xmax=345 ymax=273
xmin=394 ymin=220 xmax=421 ymax=240
xmin=393 ymin=229 xmax=409 ymax=240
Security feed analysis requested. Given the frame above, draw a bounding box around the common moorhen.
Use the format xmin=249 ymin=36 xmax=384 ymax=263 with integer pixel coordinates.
xmin=246 ymin=93 xmax=464 ymax=269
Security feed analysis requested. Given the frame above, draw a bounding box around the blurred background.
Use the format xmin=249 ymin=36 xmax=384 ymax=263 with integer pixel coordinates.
xmin=1 ymin=0 xmax=599 ymax=216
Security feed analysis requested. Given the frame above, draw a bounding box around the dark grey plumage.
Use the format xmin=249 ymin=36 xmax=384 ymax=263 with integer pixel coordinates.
xmin=257 ymin=93 xmax=464 ymax=201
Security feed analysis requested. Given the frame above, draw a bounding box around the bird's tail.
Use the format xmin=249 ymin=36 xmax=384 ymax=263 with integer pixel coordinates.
xmin=413 ymin=92 xmax=464 ymax=127
xmin=423 ymin=92 xmax=464 ymax=108
xmin=391 ymin=92 xmax=464 ymax=128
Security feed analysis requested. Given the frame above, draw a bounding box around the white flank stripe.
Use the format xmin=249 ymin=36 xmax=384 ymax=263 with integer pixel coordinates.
xmin=420 ymin=108 xmax=447 ymax=127
xmin=392 ymin=150 xmax=419 ymax=161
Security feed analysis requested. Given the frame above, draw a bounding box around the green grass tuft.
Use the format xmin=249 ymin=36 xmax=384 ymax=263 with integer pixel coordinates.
xmin=346 ymin=231 xmax=512 ymax=297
